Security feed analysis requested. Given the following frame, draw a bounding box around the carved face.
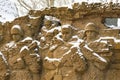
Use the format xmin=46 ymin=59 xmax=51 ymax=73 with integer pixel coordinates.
xmin=44 ymin=20 xmax=52 ymax=29
xmin=29 ymin=63 xmax=41 ymax=73
xmin=62 ymin=28 xmax=72 ymax=42
xmin=85 ymin=30 xmax=97 ymax=38
xmin=12 ymin=34 xmax=22 ymax=42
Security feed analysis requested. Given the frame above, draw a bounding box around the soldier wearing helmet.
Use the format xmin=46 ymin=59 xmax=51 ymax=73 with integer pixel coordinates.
xmin=11 ymin=25 xmax=23 ymax=42
xmin=83 ymin=22 xmax=99 ymax=43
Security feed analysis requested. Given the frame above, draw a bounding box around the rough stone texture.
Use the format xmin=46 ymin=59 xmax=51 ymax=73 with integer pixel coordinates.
xmin=0 ymin=2 xmax=120 ymax=80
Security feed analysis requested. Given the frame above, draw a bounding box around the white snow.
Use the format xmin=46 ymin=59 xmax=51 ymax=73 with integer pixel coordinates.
xmin=84 ymin=44 xmax=93 ymax=52
xmin=28 ymin=15 xmax=40 ymax=19
xmin=49 ymin=44 xmax=58 ymax=51
xmin=20 ymin=46 xmax=29 ymax=53
xmin=11 ymin=25 xmax=21 ymax=30
xmin=0 ymin=0 xmax=119 ymax=23
xmin=32 ymin=40 xmax=40 ymax=46
xmin=30 ymin=53 xmax=40 ymax=57
xmin=54 ymin=32 xmax=63 ymax=41
xmin=17 ymin=58 xmax=22 ymax=62
xmin=95 ymin=37 xmax=120 ymax=43
xmin=41 ymin=37 xmax=46 ymax=41
xmin=6 ymin=41 xmax=16 ymax=48
xmin=62 ymin=24 xmax=71 ymax=28
xmin=0 ymin=0 xmax=18 ymax=23
xmin=21 ymin=37 xmax=33 ymax=42
xmin=44 ymin=56 xmax=61 ymax=62
xmin=93 ymin=52 xmax=107 ymax=63
xmin=0 ymin=51 xmax=8 ymax=64
xmin=47 ymin=26 xmax=61 ymax=33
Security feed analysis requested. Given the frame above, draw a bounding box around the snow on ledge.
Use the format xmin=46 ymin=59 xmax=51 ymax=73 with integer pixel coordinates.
xmin=6 ymin=41 xmax=16 ymax=48
xmin=93 ymin=52 xmax=107 ymax=63
xmin=44 ymin=57 xmax=61 ymax=62
xmin=95 ymin=37 xmax=120 ymax=43
xmin=84 ymin=44 xmax=93 ymax=52
xmin=28 ymin=15 xmax=40 ymax=19
xmin=20 ymin=46 xmax=29 ymax=53
xmin=30 ymin=53 xmax=40 ymax=58
xmin=12 ymin=25 xmax=21 ymax=30
xmin=21 ymin=37 xmax=33 ymax=42
xmin=17 ymin=58 xmax=22 ymax=62
xmin=0 ymin=51 xmax=8 ymax=65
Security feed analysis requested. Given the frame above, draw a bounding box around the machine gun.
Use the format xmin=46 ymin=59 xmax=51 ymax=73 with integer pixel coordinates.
xmin=94 ymin=38 xmax=120 ymax=62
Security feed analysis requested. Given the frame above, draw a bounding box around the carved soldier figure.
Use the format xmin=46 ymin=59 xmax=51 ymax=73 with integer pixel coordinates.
xmin=9 ymin=54 xmax=32 ymax=80
xmin=8 ymin=25 xmax=33 ymax=80
xmin=41 ymin=35 xmax=63 ymax=80
xmin=61 ymin=25 xmax=73 ymax=42
xmin=41 ymin=20 xmax=53 ymax=37
xmin=10 ymin=25 xmax=23 ymax=42
xmin=83 ymin=22 xmax=99 ymax=43
xmin=22 ymin=50 xmax=41 ymax=80
xmin=80 ymin=22 xmax=112 ymax=80
xmin=1 ymin=25 xmax=24 ymax=61
xmin=56 ymin=25 xmax=87 ymax=80
xmin=42 ymin=25 xmax=86 ymax=80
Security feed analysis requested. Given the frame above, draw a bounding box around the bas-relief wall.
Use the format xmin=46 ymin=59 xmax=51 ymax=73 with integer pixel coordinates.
xmin=0 ymin=2 xmax=120 ymax=80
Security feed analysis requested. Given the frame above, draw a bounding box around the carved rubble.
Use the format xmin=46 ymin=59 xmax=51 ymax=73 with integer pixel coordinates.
xmin=0 ymin=2 xmax=120 ymax=80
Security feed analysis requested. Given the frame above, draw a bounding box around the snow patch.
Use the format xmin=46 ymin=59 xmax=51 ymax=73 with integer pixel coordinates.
xmin=21 ymin=37 xmax=33 ymax=42
xmin=30 ymin=53 xmax=40 ymax=58
xmin=49 ymin=44 xmax=58 ymax=51
xmin=32 ymin=40 xmax=40 ymax=46
xmin=93 ymin=52 xmax=107 ymax=63
xmin=47 ymin=26 xmax=61 ymax=33
xmin=28 ymin=15 xmax=40 ymax=19
xmin=84 ymin=44 xmax=93 ymax=52
xmin=41 ymin=37 xmax=46 ymax=41
xmin=62 ymin=24 xmax=71 ymax=28
xmin=0 ymin=51 xmax=8 ymax=65
xmin=0 ymin=0 xmax=18 ymax=22
xmin=6 ymin=41 xmax=16 ymax=48
xmin=54 ymin=32 xmax=63 ymax=41
xmin=17 ymin=58 xmax=22 ymax=62
xmin=44 ymin=57 xmax=61 ymax=62
xmin=20 ymin=46 xmax=29 ymax=53
xmin=12 ymin=25 xmax=21 ymax=30
xmin=95 ymin=37 xmax=120 ymax=43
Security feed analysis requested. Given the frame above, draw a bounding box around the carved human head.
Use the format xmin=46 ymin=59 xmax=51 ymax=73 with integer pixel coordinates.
xmin=61 ymin=25 xmax=72 ymax=42
xmin=11 ymin=25 xmax=23 ymax=42
xmin=84 ymin=22 xmax=99 ymax=42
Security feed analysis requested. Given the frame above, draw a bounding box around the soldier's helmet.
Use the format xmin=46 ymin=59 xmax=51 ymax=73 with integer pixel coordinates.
xmin=11 ymin=25 xmax=23 ymax=35
xmin=84 ymin=22 xmax=98 ymax=33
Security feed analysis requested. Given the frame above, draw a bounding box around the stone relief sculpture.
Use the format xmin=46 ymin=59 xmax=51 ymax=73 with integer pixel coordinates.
xmin=0 ymin=54 xmax=9 ymax=80
xmin=7 ymin=25 xmax=33 ymax=80
xmin=0 ymin=2 xmax=120 ymax=80
xmin=79 ymin=23 xmax=108 ymax=80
